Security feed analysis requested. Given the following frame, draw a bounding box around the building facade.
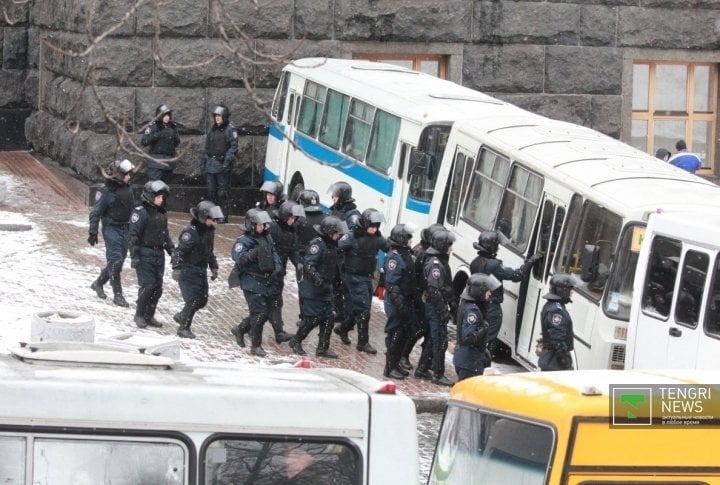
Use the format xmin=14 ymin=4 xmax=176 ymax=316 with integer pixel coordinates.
xmin=1 ymin=0 xmax=718 ymax=181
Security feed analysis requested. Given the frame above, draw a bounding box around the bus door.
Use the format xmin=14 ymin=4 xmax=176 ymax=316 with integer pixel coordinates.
xmin=437 ymin=147 xmax=475 ymax=231
xmin=281 ymin=89 xmax=302 ymax=185
xmin=515 ymin=194 xmax=566 ymax=367
xmin=633 ymin=236 xmax=711 ymax=368
xmin=393 ymin=142 xmax=417 ymax=225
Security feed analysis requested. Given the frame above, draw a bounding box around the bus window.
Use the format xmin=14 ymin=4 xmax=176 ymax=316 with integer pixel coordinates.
xmin=343 ymin=99 xmax=375 ymax=161
xmin=443 ymin=150 xmax=474 ymax=226
xmin=32 ymin=437 xmax=185 ymax=484
xmin=271 ymin=71 xmax=290 ymax=122
xmin=408 ymin=125 xmax=450 ymax=202
xmin=496 ymin=165 xmax=543 ymax=252
xmin=533 ymin=201 xmax=565 ymax=280
xmin=462 ymin=148 xmax=511 ymax=230
xmin=0 ymin=436 xmax=25 ymax=483
xmin=640 ymin=236 xmax=681 ymax=318
xmin=704 ymin=255 xmax=720 ymax=337
xmin=430 ymin=405 xmax=553 ymax=485
xmin=555 ymin=200 xmax=622 ymax=301
xmin=319 ymin=89 xmax=350 ymax=149
xmin=297 ymin=81 xmax=327 ymax=138
xmin=603 ymin=224 xmax=642 ymax=320
xmin=675 ymin=250 xmax=708 ymax=327
xmin=366 ymin=109 xmax=401 ymax=174
xmin=205 ymin=438 xmax=359 ymax=484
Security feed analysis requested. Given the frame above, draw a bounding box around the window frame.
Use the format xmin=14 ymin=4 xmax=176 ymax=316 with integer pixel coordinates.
xmin=352 ymin=53 xmax=448 ymax=79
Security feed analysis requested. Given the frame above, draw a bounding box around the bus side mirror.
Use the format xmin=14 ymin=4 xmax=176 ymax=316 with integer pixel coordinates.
xmin=581 ymin=244 xmax=599 ymax=282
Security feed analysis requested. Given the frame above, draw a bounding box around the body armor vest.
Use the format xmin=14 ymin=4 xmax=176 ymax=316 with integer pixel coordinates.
xmin=344 ymin=232 xmax=381 ymax=275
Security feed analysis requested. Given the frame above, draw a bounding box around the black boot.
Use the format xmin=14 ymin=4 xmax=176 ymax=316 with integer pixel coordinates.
xmin=90 ymin=269 xmax=109 ymax=299
xmin=355 ymin=310 xmax=376 ymax=353
xmin=249 ymin=313 xmax=268 ymax=357
xmin=384 ymin=365 xmax=406 ymax=380
xmin=231 ymin=318 xmax=249 ymax=348
xmin=414 ymin=368 xmax=433 ymax=380
xmin=134 ymin=286 xmax=152 ymax=328
xmin=288 ymin=337 xmax=306 ymax=356
xmin=289 ymin=317 xmax=315 ymax=356
xmin=399 ymin=357 xmax=413 ymax=371
xmin=333 ymin=325 xmax=351 ymax=345
xmin=176 ymin=300 xmax=200 ymax=339
xmin=316 ymin=317 xmax=338 ymax=359
xmin=432 ymin=375 xmax=454 ymax=387
xmin=269 ymin=307 xmax=294 ymax=343
xmin=109 ymin=264 xmax=129 ymax=307
xmin=144 ymin=287 xmax=163 ymax=327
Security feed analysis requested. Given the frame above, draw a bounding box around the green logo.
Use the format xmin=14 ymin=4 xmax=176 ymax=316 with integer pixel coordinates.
xmin=620 ymin=393 xmax=645 ymax=419
xmin=611 ymin=387 xmax=652 ymax=426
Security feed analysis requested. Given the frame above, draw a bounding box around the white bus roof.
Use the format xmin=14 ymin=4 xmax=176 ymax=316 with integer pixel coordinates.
xmin=455 ymin=117 xmax=720 ymax=218
xmin=0 ymin=352 xmax=411 ymax=436
xmin=285 ymin=57 xmax=529 ymax=124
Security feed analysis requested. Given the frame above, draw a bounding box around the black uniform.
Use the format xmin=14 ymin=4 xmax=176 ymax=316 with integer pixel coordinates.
xmin=453 ymin=300 xmax=490 ymax=381
xmin=172 ymin=218 xmax=219 ymax=338
xmin=421 ymin=249 xmax=454 ymax=384
xmin=383 ymin=243 xmax=417 ymax=379
xmin=128 ymin=199 xmax=174 ymax=328
xmin=266 ymin=215 xmax=299 ymax=342
xmin=141 ymin=119 xmax=180 ymax=183
xmin=88 ymin=175 xmax=135 ymax=307
xmin=329 ymin=199 xmax=361 ymax=328
xmin=201 ymin=116 xmax=238 ymax=218
xmin=538 ymin=300 xmax=574 ymax=371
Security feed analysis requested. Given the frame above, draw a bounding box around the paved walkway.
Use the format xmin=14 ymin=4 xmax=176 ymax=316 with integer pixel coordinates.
xmin=0 ymin=151 xmax=464 ymax=408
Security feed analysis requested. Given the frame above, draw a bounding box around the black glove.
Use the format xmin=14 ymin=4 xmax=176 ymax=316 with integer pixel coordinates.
xmin=310 ymin=270 xmax=323 ymax=287
xmin=130 ymin=256 xmax=140 ymax=269
xmin=165 ymin=246 xmax=174 ymax=257
xmin=270 ymin=269 xmax=284 ymax=283
xmin=439 ymin=309 xmax=451 ymax=324
xmin=211 ymin=268 xmax=219 ymax=281
xmin=528 ymin=252 xmax=543 ymax=265
xmin=87 ymin=233 xmax=98 ymax=246
xmin=172 ymin=269 xmax=181 ymax=281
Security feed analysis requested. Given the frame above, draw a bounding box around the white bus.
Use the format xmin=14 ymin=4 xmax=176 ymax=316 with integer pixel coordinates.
xmin=265 ymin=58 xmax=720 ymax=371
xmin=265 ymin=57 xmax=527 ymax=227
xmin=626 ymin=210 xmax=720 ymax=369
xmin=0 ymin=345 xmax=418 ymax=484
xmin=425 ymin=115 xmax=720 ymax=371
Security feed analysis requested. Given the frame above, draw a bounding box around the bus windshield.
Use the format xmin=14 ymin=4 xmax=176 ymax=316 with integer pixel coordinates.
xmin=603 ymin=223 xmax=644 ymax=320
xmin=429 ymin=405 xmax=553 ymax=485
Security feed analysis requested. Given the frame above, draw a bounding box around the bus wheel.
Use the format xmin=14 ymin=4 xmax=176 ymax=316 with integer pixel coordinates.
xmin=289 ymin=180 xmax=304 ymax=202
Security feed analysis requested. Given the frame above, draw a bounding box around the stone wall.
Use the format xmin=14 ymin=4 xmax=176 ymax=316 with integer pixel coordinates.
xmin=19 ymin=0 xmax=720 ymax=184
xmin=0 ymin=1 xmax=32 ymax=150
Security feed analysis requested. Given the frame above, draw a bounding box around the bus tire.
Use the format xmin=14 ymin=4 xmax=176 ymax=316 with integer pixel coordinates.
xmin=289 ymin=179 xmax=304 ymax=202
xmin=30 ymin=311 xmax=95 ymax=343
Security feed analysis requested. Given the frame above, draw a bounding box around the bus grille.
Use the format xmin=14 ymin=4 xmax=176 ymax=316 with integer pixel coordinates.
xmin=610 ymin=343 xmax=625 ymax=370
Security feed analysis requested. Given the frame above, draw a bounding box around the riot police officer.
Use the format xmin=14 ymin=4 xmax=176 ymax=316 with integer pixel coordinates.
xmin=171 ymin=201 xmax=223 ymax=338
xmin=201 ymin=104 xmax=238 ymax=221
xmin=453 ymin=273 xmax=501 ymax=381
xmin=295 ymin=189 xmax=325 ymax=250
xmin=383 ymin=223 xmax=418 ymax=380
xmin=327 ymin=181 xmax=361 ymax=327
xmin=335 ymin=208 xmax=389 ymax=353
xmin=403 ymin=223 xmax=446 ymax=374
xmin=470 ymin=230 xmax=542 ymax=355
xmin=230 ymin=209 xmax=282 ymax=357
xmin=257 ymin=180 xmax=285 ymax=212
xmin=128 ymin=180 xmax=174 ymax=328
xmin=141 ymin=104 xmax=180 ymax=183
xmin=419 ymin=230 xmax=456 ymax=387
xmin=289 ymin=216 xmax=348 ymax=359
xmin=88 ymin=159 xmax=136 ymax=307
xmin=266 ymin=201 xmax=305 ymax=343
xmin=538 ymin=273 xmax=577 ymax=371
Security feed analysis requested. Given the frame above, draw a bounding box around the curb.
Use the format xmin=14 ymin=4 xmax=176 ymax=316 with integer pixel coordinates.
xmin=412 ymin=395 xmax=448 ymax=414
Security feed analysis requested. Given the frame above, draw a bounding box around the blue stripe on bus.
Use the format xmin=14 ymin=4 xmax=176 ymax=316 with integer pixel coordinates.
xmin=269 ymin=122 xmax=284 ymax=141
xmin=294 ymin=134 xmax=394 ymax=197
xmin=405 ymin=196 xmax=431 ymax=214
xmin=263 ymin=167 xmax=279 ymax=182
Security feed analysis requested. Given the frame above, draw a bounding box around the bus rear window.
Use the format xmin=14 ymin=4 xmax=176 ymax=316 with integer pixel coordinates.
xmin=204 ymin=438 xmax=359 ymax=484
xmin=429 ymin=405 xmax=553 ymax=485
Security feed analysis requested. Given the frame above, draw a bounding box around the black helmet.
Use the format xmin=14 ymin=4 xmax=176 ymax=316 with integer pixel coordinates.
xmin=314 ymin=215 xmax=349 ymax=239
xmin=278 ymin=201 xmax=305 ymax=223
xmin=142 ymin=180 xmax=169 ymax=205
xmin=298 ymin=189 xmax=322 ymax=213
xmin=430 ymin=230 xmax=456 ymax=254
xmin=420 ymin=223 xmax=446 ymax=246
xmin=545 ymin=273 xmax=578 ymax=301
xmin=461 ymin=273 xmax=502 ymax=301
xmin=156 ymin=104 xmax=172 ymax=118
xmin=191 ymin=200 xmax=224 ymax=222
xmin=327 ymin=181 xmax=354 ymax=204
xmin=389 ymin=223 xmax=417 ymax=247
xmin=212 ymin=104 xmax=230 ymax=123
xmin=473 ymin=230 xmax=509 ymax=255
xmin=244 ymin=208 xmax=273 ymax=234
xmin=358 ymin=208 xmax=384 ymax=230
xmin=260 ymin=180 xmax=284 ymax=200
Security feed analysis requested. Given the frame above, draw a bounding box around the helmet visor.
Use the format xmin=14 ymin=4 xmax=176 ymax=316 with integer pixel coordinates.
xmin=207 ymin=206 xmax=225 ymax=221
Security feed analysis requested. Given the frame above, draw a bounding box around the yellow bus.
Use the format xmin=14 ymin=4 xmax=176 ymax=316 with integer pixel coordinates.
xmin=429 ymin=370 xmax=720 ymax=484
